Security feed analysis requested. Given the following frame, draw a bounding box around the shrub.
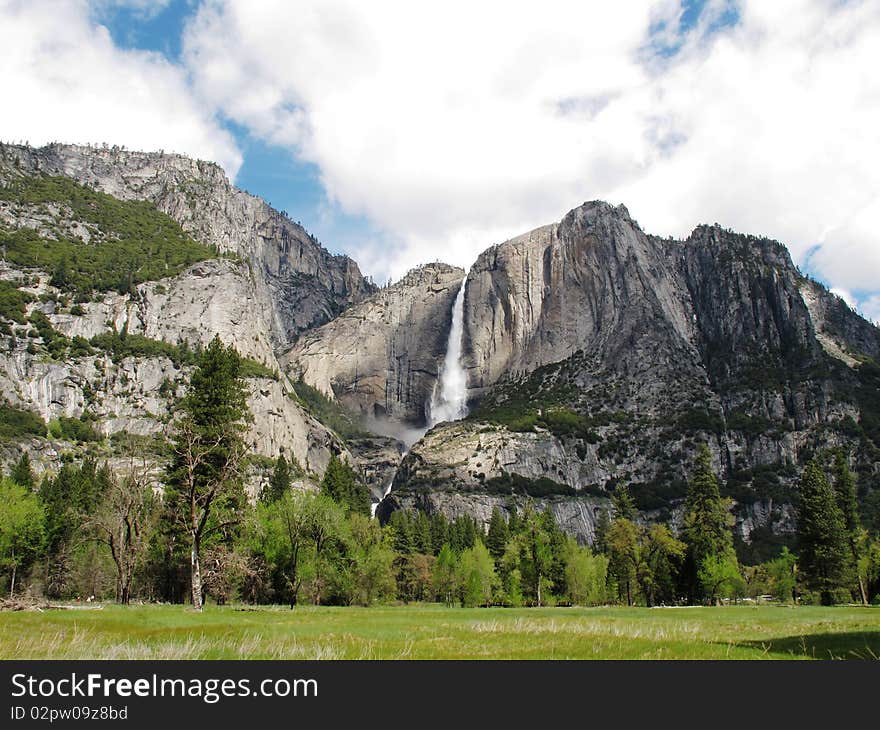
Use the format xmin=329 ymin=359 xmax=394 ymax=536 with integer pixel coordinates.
xmin=0 ymin=281 xmax=34 ymax=323
xmin=0 ymin=402 xmax=47 ymax=441
xmin=48 ymin=415 xmax=102 ymax=443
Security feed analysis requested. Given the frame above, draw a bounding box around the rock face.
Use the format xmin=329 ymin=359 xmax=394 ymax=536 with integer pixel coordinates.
xmin=1 ymin=143 xmax=375 ymax=347
xmin=283 ymin=263 xmax=465 ymax=428
xmin=463 ymin=203 xmax=700 ymax=402
xmin=0 ymin=142 xmax=375 ymax=482
xmin=386 ymin=201 xmax=880 ymax=545
xmin=3 ymin=141 xmax=879 ymax=549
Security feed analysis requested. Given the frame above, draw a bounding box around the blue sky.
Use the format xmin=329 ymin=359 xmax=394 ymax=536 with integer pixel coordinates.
xmin=93 ymin=0 xmax=380 ymax=263
xmin=4 ymin=1 xmax=878 ymax=319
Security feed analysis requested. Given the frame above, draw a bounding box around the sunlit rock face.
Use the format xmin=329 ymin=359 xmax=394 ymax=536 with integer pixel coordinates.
xmin=283 ymin=263 xmax=465 ymax=431
xmin=386 ymin=201 xmax=880 ymax=544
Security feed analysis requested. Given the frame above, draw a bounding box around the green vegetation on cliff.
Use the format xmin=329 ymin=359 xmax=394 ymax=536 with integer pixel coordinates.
xmin=0 ymin=402 xmax=46 ymax=442
xmin=0 ymin=281 xmax=34 ymax=323
xmin=0 ymin=175 xmax=215 ymax=296
xmin=290 ymin=378 xmax=367 ymax=441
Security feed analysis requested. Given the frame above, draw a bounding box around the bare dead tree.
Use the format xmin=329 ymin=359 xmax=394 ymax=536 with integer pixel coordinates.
xmin=86 ymin=454 xmax=157 ymax=605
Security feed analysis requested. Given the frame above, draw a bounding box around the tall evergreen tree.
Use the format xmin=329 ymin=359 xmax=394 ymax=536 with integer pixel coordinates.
xmin=165 ymin=335 xmax=250 ymax=611
xmin=429 ymin=513 xmax=449 ymax=555
xmin=797 ymin=459 xmax=851 ymax=605
xmin=414 ymin=511 xmax=433 ymax=554
xmin=593 ymin=508 xmax=611 ymax=556
xmin=321 ymin=454 xmax=370 ymax=516
xmin=486 ymin=508 xmax=509 ymax=561
xmin=606 ymin=517 xmax=638 ymax=605
xmin=9 ymin=452 xmax=34 ymax=490
xmin=612 ymin=484 xmax=636 ymax=521
xmin=832 ymin=452 xmax=867 ymax=604
xmin=681 ymin=444 xmax=736 ymax=602
xmin=387 ymin=510 xmax=415 ymax=555
xmin=263 ymin=454 xmax=292 ymax=504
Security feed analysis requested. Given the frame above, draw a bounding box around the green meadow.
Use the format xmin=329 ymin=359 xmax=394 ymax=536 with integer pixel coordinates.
xmin=1 ymin=604 xmax=878 ymax=660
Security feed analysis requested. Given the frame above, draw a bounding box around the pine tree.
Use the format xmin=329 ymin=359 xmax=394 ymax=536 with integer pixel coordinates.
xmin=263 ymin=454 xmax=291 ymax=504
xmin=681 ymin=444 xmax=736 ymax=603
xmin=507 ymin=505 xmax=520 ymax=534
xmin=429 ymin=513 xmax=449 ymax=555
xmin=797 ymin=459 xmax=851 ymax=605
xmin=593 ymin=508 xmax=611 ymax=555
xmin=606 ymin=518 xmax=639 ymax=605
xmin=414 ymin=511 xmax=433 ymax=554
xmin=320 ymin=454 xmax=369 ymax=516
xmin=165 ymin=335 xmax=250 ymax=611
xmin=611 ymin=484 xmax=636 ymax=521
xmin=832 ymin=452 xmax=867 ymax=604
xmin=387 ymin=510 xmax=415 ymax=555
xmin=10 ymin=452 xmax=34 ymax=490
xmin=486 ymin=508 xmax=509 ymax=561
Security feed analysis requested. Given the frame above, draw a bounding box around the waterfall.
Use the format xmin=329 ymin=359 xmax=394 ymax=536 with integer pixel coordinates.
xmin=429 ymin=277 xmax=469 ymax=426
xmin=370 ymin=480 xmax=394 ymax=519
xmin=372 ymin=276 xmax=469 ymax=519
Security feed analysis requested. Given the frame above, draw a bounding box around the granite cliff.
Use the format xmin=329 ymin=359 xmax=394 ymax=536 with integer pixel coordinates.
xmin=0 ymin=142 xmax=376 ymax=487
xmin=2 ymin=143 xmax=879 ymax=555
xmin=282 ymin=263 xmax=465 ymax=433
xmin=383 ymin=202 xmax=880 ymax=551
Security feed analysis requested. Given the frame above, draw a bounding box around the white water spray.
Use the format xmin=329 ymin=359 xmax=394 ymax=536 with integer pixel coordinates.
xmin=429 ymin=277 xmax=469 ymax=426
xmin=371 ymin=276 xmax=470 ymax=519
xmin=370 ymin=480 xmax=394 ymax=519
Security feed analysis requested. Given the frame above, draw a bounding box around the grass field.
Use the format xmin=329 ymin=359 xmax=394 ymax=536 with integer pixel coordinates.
xmin=1 ymin=604 xmax=878 ymax=660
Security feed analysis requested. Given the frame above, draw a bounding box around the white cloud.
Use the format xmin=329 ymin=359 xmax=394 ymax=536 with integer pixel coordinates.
xmin=860 ymin=295 xmax=880 ymax=326
xmin=183 ymin=0 xmax=880 ymax=298
xmin=830 ymin=287 xmax=856 ymax=309
xmin=0 ymin=0 xmax=240 ymax=177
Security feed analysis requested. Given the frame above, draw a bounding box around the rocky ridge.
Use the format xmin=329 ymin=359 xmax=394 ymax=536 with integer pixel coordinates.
xmin=0 ymin=143 xmax=378 ymax=484
xmin=385 ymin=201 xmax=880 ymax=547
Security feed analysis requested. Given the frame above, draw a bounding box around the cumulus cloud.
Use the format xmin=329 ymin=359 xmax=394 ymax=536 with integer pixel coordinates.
xmin=183 ymin=0 xmax=880 ymax=306
xmin=860 ymin=295 xmax=880 ymax=326
xmin=0 ymin=0 xmax=240 ymax=176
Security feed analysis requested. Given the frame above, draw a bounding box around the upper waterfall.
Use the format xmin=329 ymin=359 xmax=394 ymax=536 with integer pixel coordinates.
xmin=429 ymin=277 xmax=469 ymax=426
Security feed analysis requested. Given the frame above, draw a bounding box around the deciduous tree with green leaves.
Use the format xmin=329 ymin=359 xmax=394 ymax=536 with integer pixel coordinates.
xmin=564 ymin=541 xmax=608 ymax=606
xmin=457 ymin=541 xmax=496 ymax=607
xmin=433 ymin=543 xmax=458 ymax=606
xmin=0 ymin=477 xmax=45 ymax=596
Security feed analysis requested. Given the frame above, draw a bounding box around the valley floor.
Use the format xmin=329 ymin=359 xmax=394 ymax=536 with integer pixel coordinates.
xmin=1 ymin=604 xmax=878 ymax=660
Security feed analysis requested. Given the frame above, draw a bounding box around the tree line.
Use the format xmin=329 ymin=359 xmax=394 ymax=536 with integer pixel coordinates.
xmin=1 ymin=338 xmax=879 ymax=608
